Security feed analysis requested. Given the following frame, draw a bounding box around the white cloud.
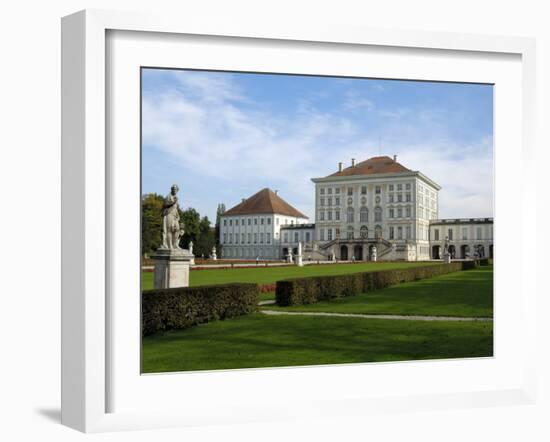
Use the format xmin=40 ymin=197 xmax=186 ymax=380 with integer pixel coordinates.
xmin=143 ymin=71 xmax=493 ymax=220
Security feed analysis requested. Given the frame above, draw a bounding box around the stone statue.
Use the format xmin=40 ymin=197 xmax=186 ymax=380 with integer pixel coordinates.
xmin=188 ymin=241 xmax=194 ymax=254
xmin=443 ymin=236 xmax=450 ymax=255
xmin=161 ymin=184 xmax=183 ymax=250
xmin=211 ymin=246 xmax=217 ymax=260
xmin=287 ymin=249 xmax=294 ymax=264
xmin=371 ymin=245 xmax=377 ymax=262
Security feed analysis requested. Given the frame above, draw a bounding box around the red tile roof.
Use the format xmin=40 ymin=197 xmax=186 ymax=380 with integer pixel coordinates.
xmin=328 ymin=156 xmax=410 ymax=177
xmin=224 ymin=188 xmax=308 ymax=218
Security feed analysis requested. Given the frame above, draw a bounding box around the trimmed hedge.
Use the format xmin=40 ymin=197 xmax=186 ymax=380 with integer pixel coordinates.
xmin=142 ymin=283 xmax=258 ymax=336
xmin=275 ymin=261 xmax=479 ymax=306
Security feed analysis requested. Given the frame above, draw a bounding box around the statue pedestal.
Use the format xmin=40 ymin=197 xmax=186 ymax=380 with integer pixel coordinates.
xmin=443 ymin=252 xmax=451 ymax=264
xmin=296 ymin=255 xmax=303 ymax=267
xmin=151 ymin=248 xmax=194 ymax=289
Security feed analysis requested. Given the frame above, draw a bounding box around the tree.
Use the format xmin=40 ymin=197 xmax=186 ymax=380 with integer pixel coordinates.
xmin=195 ymin=216 xmax=216 ymax=257
xmin=179 ymin=207 xmax=201 ymax=249
xmin=141 ymin=193 xmax=164 ymax=256
xmin=215 ymin=203 xmax=226 ymax=253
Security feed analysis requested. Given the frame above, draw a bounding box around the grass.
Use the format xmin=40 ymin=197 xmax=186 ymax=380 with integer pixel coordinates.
xmin=141 ymin=261 xmax=438 ymax=290
xmin=264 ymin=266 xmax=493 ymax=318
xmin=142 ymin=313 xmax=493 ymax=373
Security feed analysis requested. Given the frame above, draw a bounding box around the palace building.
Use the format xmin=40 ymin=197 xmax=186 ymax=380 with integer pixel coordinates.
xmin=219 ymin=156 xmax=493 ymax=261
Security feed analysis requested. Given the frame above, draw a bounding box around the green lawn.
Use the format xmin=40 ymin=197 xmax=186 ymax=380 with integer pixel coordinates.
xmin=142 ymin=261 xmax=437 ymax=290
xmin=263 ymin=266 xmax=493 ymax=318
xmin=142 ymin=313 xmax=493 ymax=373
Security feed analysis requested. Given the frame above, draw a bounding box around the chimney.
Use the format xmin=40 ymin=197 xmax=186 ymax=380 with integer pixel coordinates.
xmin=241 ymin=198 xmax=246 ymax=203
xmin=274 ymin=190 xmax=278 ymax=195
xmin=393 ymin=154 xmax=397 ymax=162
xmin=338 ymin=162 xmax=343 ymax=172
xmin=351 ymin=158 xmax=356 ymax=167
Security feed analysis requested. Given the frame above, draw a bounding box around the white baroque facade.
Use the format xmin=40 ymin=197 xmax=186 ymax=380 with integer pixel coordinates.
xmin=429 ymin=218 xmax=494 ymax=259
xmin=219 ymin=188 xmax=309 ymax=259
xmin=311 ymin=156 xmax=440 ymax=261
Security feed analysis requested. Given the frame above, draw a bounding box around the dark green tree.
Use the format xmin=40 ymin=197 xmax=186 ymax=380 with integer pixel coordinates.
xmin=141 ymin=193 xmax=164 ymax=256
xmin=194 ymin=216 xmax=216 ymax=257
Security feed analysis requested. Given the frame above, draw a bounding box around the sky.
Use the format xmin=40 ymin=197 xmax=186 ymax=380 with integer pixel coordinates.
xmin=141 ymin=68 xmax=493 ymax=222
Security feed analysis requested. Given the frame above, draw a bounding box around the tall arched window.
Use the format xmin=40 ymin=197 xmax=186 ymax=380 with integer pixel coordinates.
xmin=346 ymin=207 xmax=354 ymax=223
xmin=360 ymin=206 xmax=368 ymax=222
xmin=360 ymin=225 xmax=368 ymax=238
xmin=374 ymin=206 xmax=382 ymax=222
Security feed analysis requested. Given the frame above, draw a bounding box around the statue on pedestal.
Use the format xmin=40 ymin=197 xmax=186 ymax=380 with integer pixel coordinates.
xmin=160 ymin=184 xmax=183 ymax=250
xmin=211 ymin=246 xmax=217 ymax=260
xmin=188 ymin=241 xmax=193 ymax=254
xmin=371 ymin=245 xmax=377 ymax=262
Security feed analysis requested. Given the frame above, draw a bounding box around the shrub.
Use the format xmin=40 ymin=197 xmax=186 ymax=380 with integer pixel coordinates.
xmin=276 ymin=262 xmax=476 ymax=306
xmin=142 ymin=283 xmax=258 ymax=336
xmin=477 ymin=258 xmax=490 ymax=266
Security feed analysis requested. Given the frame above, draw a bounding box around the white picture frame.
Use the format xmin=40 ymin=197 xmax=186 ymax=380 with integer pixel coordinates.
xmin=61 ymin=9 xmax=537 ymax=433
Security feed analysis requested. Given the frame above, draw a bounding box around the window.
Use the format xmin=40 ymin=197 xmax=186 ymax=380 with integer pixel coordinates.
xmin=319 ymin=211 xmax=325 ymax=221
xmin=327 ymin=228 xmax=333 ymax=241
xmin=328 ymin=188 xmax=333 ymax=195
xmin=397 ymin=193 xmax=403 ymax=202
xmin=267 ymin=218 xmax=271 ymax=225
xmin=389 ymin=184 xmax=394 ymax=191
xmin=389 ymin=208 xmax=394 ymax=219
xmin=347 ymin=187 xmax=353 ymax=196
xmin=397 ymin=207 xmax=402 ymax=218
xmin=389 ymin=194 xmax=394 ymax=203
xmin=346 ymin=207 xmax=354 ymax=223
xmin=229 ymin=233 xmax=233 ymax=243
xmin=397 ymin=184 xmax=402 ymax=191
xmin=248 ymin=218 xmax=251 ymax=226
xmin=360 ymin=207 xmax=368 ymax=222
xmin=320 ymin=188 xmax=325 ymax=195
xmin=361 ymin=185 xmax=367 ymax=194
xmin=335 ymin=228 xmax=340 ymax=238
xmin=375 ymin=186 xmax=381 ymax=194
xmin=320 ymin=229 xmax=325 ymax=241
xmin=247 ymin=233 xmax=251 ymax=243
xmin=448 ymin=229 xmax=453 ymax=240
xmin=335 ymin=188 xmax=340 ymax=194
xmin=241 ymin=233 xmax=245 ymax=243
xmin=254 ymin=233 xmax=258 ymax=243
xmin=347 ymin=197 xmax=353 ymax=205
xmin=320 ymin=198 xmax=325 ymax=206
xmin=462 ymin=227 xmax=468 ymax=240
xmin=229 ymin=219 xmax=233 ymax=226
xmin=406 ymin=183 xmax=411 ymax=190
xmin=284 ymin=232 xmax=289 ymax=242
xmin=327 ymin=211 xmax=332 ymax=221
xmin=389 ymin=226 xmax=394 ymax=239
xmin=260 ymin=233 xmax=264 ymax=243
xmin=305 ymin=232 xmax=311 ymax=242
xmin=335 ymin=210 xmax=340 ymax=221
xmin=477 ymin=227 xmax=482 ymax=240
xmin=375 ymin=206 xmax=382 ymax=222
xmin=254 ymin=218 xmax=258 ymax=225
xmin=406 ymin=226 xmax=412 ymax=239
xmin=223 ymin=233 xmax=226 ymax=243
xmin=406 ymin=193 xmax=411 ymax=202
xmin=397 ymin=226 xmax=403 ymax=239
xmin=223 ymin=219 xmax=227 ymax=226
xmin=235 ymin=234 xmax=239 ymax=244
xmin=261 ymin=218 xmax=264 ymax=225
xmin=335 ymin=197 xmax=340 ymax=206
xmin=419 ymin=207 xmax=424 ymax=219
xmin=328 ymin=197 xmax=332 ymax=206
xmin=406 ymin=206 xmax=411 ymax=217
xmin=434 ymin=229 xmax=439 ymax=241
xmin=294 ymin=232 xmax=299 ymax=242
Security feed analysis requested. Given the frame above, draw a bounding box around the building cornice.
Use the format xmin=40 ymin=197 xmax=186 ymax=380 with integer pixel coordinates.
xmin=311 ymin=171 xmax=442 ymax=190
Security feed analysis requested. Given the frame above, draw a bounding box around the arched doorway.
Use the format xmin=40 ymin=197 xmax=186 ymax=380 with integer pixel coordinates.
xmin=448 ymin=245 xmax=456 ymax=259
xmin=489 ymin=244 xmax=493 ymax=258
xmin=432 ymin=245 xmax=441 ymax=259
xmin=460 ymin=244 xmax=470 ymax=258
xmin=476 ymin=245 xmax=485 ymax=258
xmin=353 ymin=245 xmax=363 ymax=261
xmin=340 ymin=244 xmax=348 ymax=260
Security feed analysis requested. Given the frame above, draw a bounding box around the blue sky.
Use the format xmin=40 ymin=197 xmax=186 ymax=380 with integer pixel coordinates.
xmin=142 ymin=68 xmax=493 ymax=222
